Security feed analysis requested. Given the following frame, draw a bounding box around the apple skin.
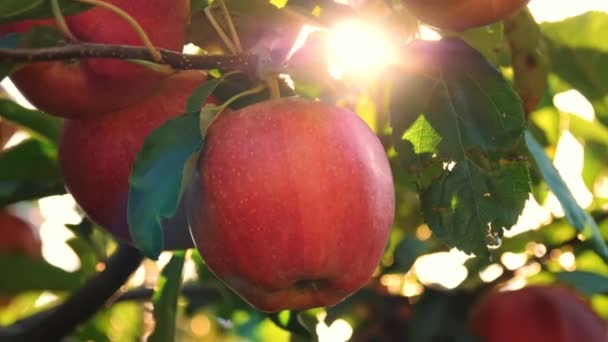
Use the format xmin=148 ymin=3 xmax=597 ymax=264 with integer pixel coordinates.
xmin=186 ymin=98 xmax=395 ymax=312
xmin=470 ymin=285 xmax=608 ymax=342
xmin=0 ymin=210 xmax=41 ymax=258
xmin=58 ymin=71 xmax=211 ymax=249
xmin=0 ymin=0 xmax=189 ymax=118
xmin=402 ymin=0 xmax=530 ymax=31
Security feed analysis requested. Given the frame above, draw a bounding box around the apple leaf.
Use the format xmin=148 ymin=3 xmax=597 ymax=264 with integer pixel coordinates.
xmin=148 ymin=251 xmax=185 ymax=342
xmin=0 ymin=139 xmax=64 ymax=207
xmin=0 ymin=254 xmax=83 ymax=293
xmin=541 ymin=12 xmax=608 ymax=124
xmin=0 ymin=99 xmax=62 ymax=144
xmin=128 ymin=113 xmax=203 ymax=258
xmin=128 ymin=81 xmax=223 ymax=258
xmin=390 ymin=39 xmax=530 ymax=256
xmin=0 ymin=0 xmax=90 ymax=24
xmin=267 ymin=310 xmax=314 ymax=338
xmin=556 ymin=271 xmax=608 ymax=297
xmin=525 ymin=131 xmax=608 ymax=263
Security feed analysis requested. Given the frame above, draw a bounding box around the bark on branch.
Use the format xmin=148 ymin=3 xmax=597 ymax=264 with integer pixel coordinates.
xmin=0 ymin=43 xmax=258 ymax=76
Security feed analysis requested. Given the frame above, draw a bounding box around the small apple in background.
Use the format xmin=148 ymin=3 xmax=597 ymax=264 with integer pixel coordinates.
xmin=187 ymin=98 xmax=395 ymax=312
xmin=0 ymin=0 xmax=189 ymax=118
xmin=0 ymin=210 xmax=41 ymax=306
xmin=59 ymin=71 xmax=211 ymax=249
xmin=0 ymin=120 xmax=17 ymax=149
xmin=470 ymin=285 xmax=608 ymax=342
xmin=401 ymin=0 xmax=530 ymax=31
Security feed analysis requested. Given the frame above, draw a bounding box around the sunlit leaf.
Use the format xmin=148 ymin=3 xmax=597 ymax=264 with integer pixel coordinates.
xmin=525 ymin=131 xmax=608 ymax=262
xmin=390 ymin=39 xmax=529 ymax=256
xmin=149 ymin=251 xmax=185 ymax=342
xmin=0 ymin=99 xmax=62 ymax=144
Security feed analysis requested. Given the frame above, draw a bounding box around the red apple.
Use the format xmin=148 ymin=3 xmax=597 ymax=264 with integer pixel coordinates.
xmin=0 ymin=0 xmax=189 ymax=118
xmin=59 ymin=71 xmax=211 ymax=248
xmin=471 ymin=285 xmax=608 ymax=342
xmin=0 ymin=210 xmax=40 ymax=258
xmin=187 ymin=98 xmax=395 ymax=312
xmin=402 ymin=0 xmax=530 ymax=31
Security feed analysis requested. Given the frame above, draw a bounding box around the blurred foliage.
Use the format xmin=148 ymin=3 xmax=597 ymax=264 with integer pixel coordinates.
xmin=0 ymin=1 xmax=607 ymax=341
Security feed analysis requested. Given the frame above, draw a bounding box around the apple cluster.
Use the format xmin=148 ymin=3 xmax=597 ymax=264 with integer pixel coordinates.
xmin=1 ymin=0 xmax=396 ymax=312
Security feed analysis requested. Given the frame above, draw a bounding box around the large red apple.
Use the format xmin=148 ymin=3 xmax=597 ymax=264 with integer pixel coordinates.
xmin=0 ymin=0 xmax=189 ymax=118
xmin=59 ymin=71 xmax=211 ymax=248
xmin=470 ymin=285 xmax=608 ymax=341
xmin=401 ymin=0 xmax=530 ymax=31
xmin=186 ymin=98 xmax=395 ymax=312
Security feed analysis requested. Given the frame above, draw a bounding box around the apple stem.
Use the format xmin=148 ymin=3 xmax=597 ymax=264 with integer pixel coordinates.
xmin=204 ymin=7 xmax=237 ymax=54
xmin=72 ymin=0 xmax=163 ymax=63
xmin=51 ymin=0 xmax=78 ymax=42
xmin=217 ymin=0 xmax=243 ymax=54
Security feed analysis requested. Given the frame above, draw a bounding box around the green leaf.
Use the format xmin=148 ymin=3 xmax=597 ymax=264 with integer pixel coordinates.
xmin=0 ymin=0 xmax=90 ymax=24
xmin=267 ymin=311 xmax=314 ymax=338
xmin=148 ymin=251 xmax=185 ymax=342
xmin=556 ymin=271 xmax=608 ymax=296
xmin=186 ymin=77 xmax=223 ymax=113
xmin=409 ymin=288 xmax=479 ymax=342
xmin=541 ymin=12 xmax=608 ymax=123
xmin=525 ymin=131 xmax=608 ymax=262
xmin=0 ymin=139 xmax=64 ymax=207
xmin=0 ymin=99 xmax=62 ymax=144
xmin=442 ymin=23 xmax=509 ymax=66
xmin=421 ymin=160 xmax=530 ymax=256
xmin=0 ymin=254 xmax=82 ymax=293
xmin=390 ymin=39 xmax=529 ymax=256
xmin=128 ymin=113 xmax=203 ymax=259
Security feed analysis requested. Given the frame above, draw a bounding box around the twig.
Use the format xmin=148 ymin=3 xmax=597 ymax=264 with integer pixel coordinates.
xmin=0 ymin=244 xmax=144 ymax=342
xmin=0 ymin=43 xmax=258 ymax=77
xmin=113 ymin=283 xmax=223 ymax=303
xmin=217 ymin=0 xmax=242 ymax=53
xmin=204 ymin=6 xmax=236 ymax=54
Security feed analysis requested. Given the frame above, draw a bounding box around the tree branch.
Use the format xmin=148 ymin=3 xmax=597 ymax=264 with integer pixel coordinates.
xmin=113 ymin=283 xmax=223 ymax=303
xmin=0 ymin=43 xmax=258 ymax=77
xmin=0 ymin=244 xmax=144 ymax=342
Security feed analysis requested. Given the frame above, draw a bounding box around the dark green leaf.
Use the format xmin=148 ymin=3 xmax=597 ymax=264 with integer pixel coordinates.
xmin=390 ymin=39 xmax=529 ymax=256
xmin=267 ymin=311 xmax=313 ymax=338
xmin=0 ymin=139 xmax=64 ymax=207
xmin=128 ymin=112 xmax=204 ymax=259
xmin=149 ymin=251 xmax=185 ymax=342
xmin=0 ymin=254 xmax=82 ymax=293
xmin=409 ymin=288 xmax=480 ymax=342
xmin=421 ymin=160 xmax=530 ymax=256
xmin=186 ymin=77 xmax=223 ymax=113
xmin=556 ymin=271 xmax=608 ymax=296
xmin=0 ymin=99 xmax=62 ymax=144
xmin=525 ymin=131 xmax=608 ymax=262
xmin=0 ymin=0 xmax=90 ymax=24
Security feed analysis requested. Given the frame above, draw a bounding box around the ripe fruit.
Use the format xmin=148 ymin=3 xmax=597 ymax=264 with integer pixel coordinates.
xmin=0 ymin=210 xmax=41 ymax=306
xmin=0 ymin=0 xmax=189 ymax=118
xmin=59 ymin=71 xmax=210 ymax=248
xmin=470 ymin=285 xmax=608 ymax=342
xmin=0 ymin=120 xmax=17 ymax=148
xmin=0 ymin=210 xmax=41 ymax=258
xmin=402 ymin=0 xmax=530 ymax=31
xmin=187 ymin=98 xmax=395 ymax=312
